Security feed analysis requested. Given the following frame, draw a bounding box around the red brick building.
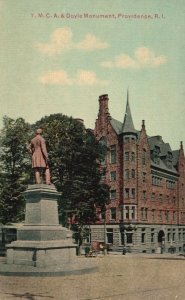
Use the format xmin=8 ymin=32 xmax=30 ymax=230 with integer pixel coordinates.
xmin=90 ymin=93 xmax=185 ymax=253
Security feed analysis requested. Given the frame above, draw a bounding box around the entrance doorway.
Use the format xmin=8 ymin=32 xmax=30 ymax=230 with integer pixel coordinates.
xmin=158 ymin=230 xmax=165 ymax=244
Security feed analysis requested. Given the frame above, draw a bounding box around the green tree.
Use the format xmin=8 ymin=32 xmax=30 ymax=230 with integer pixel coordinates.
xmin=0 ymin=113 xmax=109 ymax=247
xmin=34 ymin=114 xmax=110 ymax=249
xmin=0 ymin=116 xmax=32 ymax=224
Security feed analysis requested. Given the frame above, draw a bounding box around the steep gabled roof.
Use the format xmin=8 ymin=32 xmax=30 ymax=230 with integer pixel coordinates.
xmin=172 ymin=150 xmax=179 ymax=166
xmin=148 ymin=135 xmax=179 ymax=173
xmin=148 ymin=136 xmax=172 ymax=156
xmin=110 ymin=118 xmax=123 ymax=134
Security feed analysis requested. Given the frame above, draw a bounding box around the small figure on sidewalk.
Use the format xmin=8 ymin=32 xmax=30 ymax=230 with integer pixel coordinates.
xmin=99 ymin=243 xmax=104 ymax=253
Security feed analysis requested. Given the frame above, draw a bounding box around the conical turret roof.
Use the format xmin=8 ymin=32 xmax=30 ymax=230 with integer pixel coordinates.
xmin=122 ymin=90 xmax=136 ymax=134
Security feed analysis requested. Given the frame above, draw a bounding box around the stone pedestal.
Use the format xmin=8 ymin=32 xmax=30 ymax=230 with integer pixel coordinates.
xmin=6 ymin=184 xmax=77 ymax=267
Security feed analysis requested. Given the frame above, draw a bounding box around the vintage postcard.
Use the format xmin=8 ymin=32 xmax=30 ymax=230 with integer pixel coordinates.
xmin=0 ymin=1 xmax=185 ymax=299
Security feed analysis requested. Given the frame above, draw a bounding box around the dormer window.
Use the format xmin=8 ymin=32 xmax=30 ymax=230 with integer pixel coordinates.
xmin=168 ymin=152 xmax=172 ymax=160
xmin=124 ymin=136 xmax=130 ymax=143
xmin=153 ymin=146 xmax=160 ymax=165
xmin=166 ymin=151 xmax=172 ymax=169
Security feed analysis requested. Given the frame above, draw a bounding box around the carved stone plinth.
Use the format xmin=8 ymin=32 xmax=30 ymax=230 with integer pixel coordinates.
xmin=6 ymin=184 xmax=77 ymax=267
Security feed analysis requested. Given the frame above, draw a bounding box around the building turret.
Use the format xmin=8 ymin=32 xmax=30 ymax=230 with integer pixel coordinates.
xmin=122 ymin=90 xmax=137 ymax=137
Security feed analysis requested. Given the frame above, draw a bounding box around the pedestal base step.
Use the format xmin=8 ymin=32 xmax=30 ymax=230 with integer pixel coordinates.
xmin=0 ymin=257 xmax=98 ymax=277
xmin=6 ymin=240 xmax=77 ymax=268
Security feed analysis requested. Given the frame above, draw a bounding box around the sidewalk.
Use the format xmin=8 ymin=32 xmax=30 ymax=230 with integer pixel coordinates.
xmin=1 ymin=253 xmax=185 ymax=300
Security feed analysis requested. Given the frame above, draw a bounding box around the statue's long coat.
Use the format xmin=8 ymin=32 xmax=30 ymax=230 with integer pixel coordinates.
xmin=30 ymin=135 xmax=48 ymax=168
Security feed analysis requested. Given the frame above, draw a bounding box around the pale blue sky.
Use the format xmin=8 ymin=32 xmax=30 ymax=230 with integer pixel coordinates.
xmin=0 ymin=0 xmax=184 ymax=150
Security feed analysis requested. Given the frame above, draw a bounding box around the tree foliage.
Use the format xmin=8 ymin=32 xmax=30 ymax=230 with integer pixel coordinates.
xmin=0 ymin=116 xmax=32 ymax=223
xmin=34 ymin=114 xmax=110 ymax=244
xmin=0 ymin=113 xmax=110 ymax=247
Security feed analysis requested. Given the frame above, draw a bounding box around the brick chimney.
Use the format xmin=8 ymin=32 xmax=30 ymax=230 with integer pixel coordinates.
xmin=142 ymin=120 xmax=145 ymax=128
xmin=99 ymin=94 xmax=109 ymax=116
xmin=95 ymin=94 xmax=110 ymax=136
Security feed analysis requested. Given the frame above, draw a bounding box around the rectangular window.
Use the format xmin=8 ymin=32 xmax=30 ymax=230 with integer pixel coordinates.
xmin=141 ymin=232 xmax=145 ymax=243
xmin=151 ymin=229 xmax=155 ymax=243
xmin=165 ymin=211 xmax=169 ymax=222
xmin=166 ymin=180 xmax=175 ymax=189
xmin=145 ymin=208 xmax=148 ymax=220
xmin=143 ymin=172 xmax=146 ymax=182
xmin=173 ymin=211 xmax=176 ymax=221
xmin=159 ymin=194 xmax=163 ymax=204
xmin=131 ymin=152 xmax=135 ymax=162
xmin=126 ymin=233 xmax=133 ymax=244
xmin=110 ymin=145 xmax=116 ymax=164
xmin=131 ymin=206 xmax=135 ymax=219
xmin=165 ymin=195 xmax=169 ymax=204
xmin=171 ymin=197 xmax=176 ymax=204
xmin=141 ymin=208 xmax=144 ymax=219
xmin=151 ymin=193 xmax=155 ymax=202
xmin=125 ymin=188 xmax=129 ymax=199
xmin=131 ymin=169 xmax=135 ymax=178
xmin=106 ymin=228 xmax=113 ymax=244
xmin=125 ymin=152 xmax=129 ymax=161
xmin=125 ymin=206 xmax=129 ymax=219
xmin=110 ymin=171 xmax=116 ymax=181
xmin=142 ymin=191 xmax=146 ymax=200
xmin=110 ymin=190 xmax=116 ymax=200
xmin=110 ymin=208 xmax=116 ymax=220
xmin=152 ymin=176 xmax=162 ymax=186
xmin=131 ymin=188 xmax=135 ymax=199
xmin=159 ymin=210 xmax=162 ymax=221
xmin=151 ymin=233 xmax=155 ymax=243
xmin=152 ymin=209 xmax=155 ymax=221
xmin=124 ymin=137 xmax=130 ymax=143
xmin=125 ymin=169 xmax=129 ymax=179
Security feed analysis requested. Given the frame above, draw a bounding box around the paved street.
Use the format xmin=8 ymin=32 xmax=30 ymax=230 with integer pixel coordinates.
xmin=0 ymin=253 xmax=185 ymax=300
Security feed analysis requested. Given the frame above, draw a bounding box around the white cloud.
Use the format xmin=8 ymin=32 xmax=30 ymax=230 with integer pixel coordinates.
xmin=35 ymin=28 xmax=109 ymax=56
xmin=38 ymin=70 xmax=73 ymax=85
xmin=38 ymin=70 xmax=108 ymax=86
xmin=101 ymin=47 xmax=167 ymax=69
xmin=75 ymin=70 xmax=108 ymax=86
xmin=35 ymin=27 xmax=73 ymax=56
xmin=135 ymin=47 xmax=166 ymax=66
xmin=76 ymin=33 xmax=109 ymax=51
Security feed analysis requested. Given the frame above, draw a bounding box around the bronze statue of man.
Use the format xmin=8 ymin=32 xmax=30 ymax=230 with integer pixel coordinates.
xmin=28 ymin=128 xmax=51 ymax=185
